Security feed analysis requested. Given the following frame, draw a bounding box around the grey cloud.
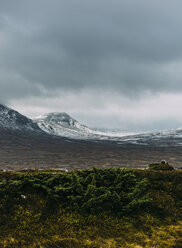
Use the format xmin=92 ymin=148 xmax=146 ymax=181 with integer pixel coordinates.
xmin=1 ymin=0 xmax=182 ymax=131
xmin=1 ymin=0 xmax=182 ymax=99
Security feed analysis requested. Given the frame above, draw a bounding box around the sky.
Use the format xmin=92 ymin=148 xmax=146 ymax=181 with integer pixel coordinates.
xmin=1 ymin=0 xmax=182 ymax=131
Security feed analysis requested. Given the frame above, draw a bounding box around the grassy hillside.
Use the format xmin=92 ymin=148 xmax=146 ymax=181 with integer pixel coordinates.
xmin=1 ymin=167 xmax=182 ymax=247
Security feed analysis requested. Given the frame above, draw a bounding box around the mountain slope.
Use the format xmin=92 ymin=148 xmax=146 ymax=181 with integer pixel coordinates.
xmin=34 ymin=112 xmax=135 ymax=140
xmin=0 ymin=104 xmax=43 ymax=133
xmin=1 ymin=105 xmax=182 ymax=170
xmin=34 ymin=112 xmax=182 ymax=146
xmin=118 ymin=128 xmax=182 ymax=146
xmin=34 ymin=112 xmax=95 ymax=138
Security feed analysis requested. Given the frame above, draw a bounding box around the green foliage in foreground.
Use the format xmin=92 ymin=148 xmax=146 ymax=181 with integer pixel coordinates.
xmin=1 ymin=168 xmax=182 ymax=248
xmin=0 ymin=168 xmax=151 ymax=216
xmin=149 ymin=161 xmax=174 ymax=171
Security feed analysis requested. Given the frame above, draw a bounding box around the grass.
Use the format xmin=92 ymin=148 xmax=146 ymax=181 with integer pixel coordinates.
xmin=1 ymin=167 xmax=182 ymax=247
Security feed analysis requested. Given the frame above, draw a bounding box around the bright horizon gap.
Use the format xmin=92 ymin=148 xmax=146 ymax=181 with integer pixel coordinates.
xmin=5 ymin=91 xmax=182 ymax=133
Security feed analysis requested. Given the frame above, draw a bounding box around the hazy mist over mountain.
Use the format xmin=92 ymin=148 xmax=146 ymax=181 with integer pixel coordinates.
xmin=1 ymin=0 xmax=182 ymax=131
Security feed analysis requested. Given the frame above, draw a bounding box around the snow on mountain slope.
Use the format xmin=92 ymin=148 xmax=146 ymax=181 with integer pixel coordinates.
xmin=34 ymin=112 xmax=134 ymax=139
xmin=0 ymin=105 xmax=182 ymax=147
xmin=116 ymin=128 xmax=182 ymax=146
xmin=34 ymin=112 xmax=182 ymax=146
xmin=34 ymin=112 xmax=93 ymax=138
xmin=0 ymin=104 xmax=42 ymax=132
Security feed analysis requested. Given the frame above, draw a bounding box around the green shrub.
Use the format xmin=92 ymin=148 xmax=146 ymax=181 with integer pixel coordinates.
xmin=2 ymin=168 xmax=182 ymax=247
xmin=149 ymin=161 xmax=174 ymax=171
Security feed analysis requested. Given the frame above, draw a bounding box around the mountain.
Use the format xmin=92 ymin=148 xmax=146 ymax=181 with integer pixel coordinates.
xmin=34 ymin=112 xmax=135 ymax=140
xmin=34 ymin=112 xmax=94 ymax=138
xmin=0 ymin=104 xmax=43 ymax=133
xmin=1 ymin=105 xmax=182 ymax=170
xmin=34 ymin=111 xmax=182 ymax=147
xmin=118 ymin=128 xmax=182 ymax=146
xmin=1 ymin=104 xmax=182 ymax=148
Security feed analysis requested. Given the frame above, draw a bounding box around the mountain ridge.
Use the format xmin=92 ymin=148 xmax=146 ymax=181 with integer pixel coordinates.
xmin=34 ymin=111 xmax=182 ymax=146
xmin=34 ymin=112 xmax=136 ymax=140
xmin=1 ymin=104 xmax=182 ymax=147
xmin=1 ymin=104 xmax=182 ymax=170
xmin=0 ymin=104 xmax=43 ymax=133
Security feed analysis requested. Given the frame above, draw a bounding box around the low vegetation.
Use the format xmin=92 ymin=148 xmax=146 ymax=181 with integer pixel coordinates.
xmin=149 ymin=160 xmax=174 ymax=171
xmin=1 ymin=165 xmax=182 ymax=248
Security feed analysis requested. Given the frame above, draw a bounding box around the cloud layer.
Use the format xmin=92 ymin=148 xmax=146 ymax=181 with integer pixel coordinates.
xmin=1 ymin=0 xmax=182 ymax=130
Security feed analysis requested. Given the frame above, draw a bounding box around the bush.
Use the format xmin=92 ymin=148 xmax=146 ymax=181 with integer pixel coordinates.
xmin=2 ymin=168 xmax=182 ymax=248
xmin=149 ymin=161 xmax=174 ymax=171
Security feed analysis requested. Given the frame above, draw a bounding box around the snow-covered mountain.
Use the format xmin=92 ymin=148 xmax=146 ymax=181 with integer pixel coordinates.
xmin=118 ymin=128 xmax=182 ymax=146
xmin=34 ymin=112 xmax=182 ymax=146
xmin=34 ymin=112 xmax=93 ymax=138
xmin=1 ymin=104 xmax=182 ymax=147
xmin=0 ymin=104 xmax=43 ymax=132
xmin=34 ymin=112 xmax=135 ymax=140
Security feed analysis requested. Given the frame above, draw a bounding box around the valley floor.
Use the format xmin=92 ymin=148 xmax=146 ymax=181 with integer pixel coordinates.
xmin=1 ymin=130 xmax=182 ymax=170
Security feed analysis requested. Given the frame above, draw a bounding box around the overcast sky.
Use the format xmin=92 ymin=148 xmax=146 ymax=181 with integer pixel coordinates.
xmin=1 ymin=0 xmax=182 ymax=131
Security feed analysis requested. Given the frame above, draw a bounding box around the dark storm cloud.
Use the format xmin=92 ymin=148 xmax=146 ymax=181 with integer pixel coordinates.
xmin=1 ymin=0 xmax=182 ymax=102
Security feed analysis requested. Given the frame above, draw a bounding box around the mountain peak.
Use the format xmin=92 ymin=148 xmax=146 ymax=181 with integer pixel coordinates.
xmin=34 ymin=112 xmax=91 ymax=137
xmin=35 ymin=112 xmax=82 ymax=128
xmin=41 ymin=112 xmax=72 ymax=121
xmin=0 ymin=105 xmax=42 ymax=132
